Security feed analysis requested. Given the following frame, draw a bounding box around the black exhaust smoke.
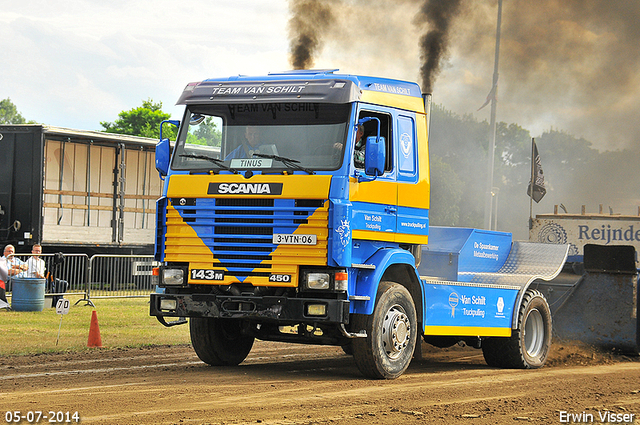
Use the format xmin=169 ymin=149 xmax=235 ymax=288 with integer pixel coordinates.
xmin=416 ymin=0 xmax=464 ymax=93
xmin=288 ymin=0 xmax=336 ymax=69
xmin=287 ymin=0 xmax=464 ymax=94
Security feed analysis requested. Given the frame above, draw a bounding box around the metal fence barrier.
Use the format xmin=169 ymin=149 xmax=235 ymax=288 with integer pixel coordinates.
xmin=5 ymin=253 xmax=158 ymax=304
xmin=88 ymin=255 xmax=158 ymax=299
xmin=4 ymin=253 xmax=89 ymax=295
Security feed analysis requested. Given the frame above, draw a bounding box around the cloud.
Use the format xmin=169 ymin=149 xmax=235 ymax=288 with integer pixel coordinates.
xmin=0 ymin=0 xmax=289 ymax=130
xmin=3 ymin=0 xmax=639 ymax=151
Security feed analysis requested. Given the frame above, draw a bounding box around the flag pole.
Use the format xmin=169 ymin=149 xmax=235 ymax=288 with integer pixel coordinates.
xmin=529 ymin=138 xmax=535 ymax=230
xmin=483 ymin=0 xmax=503 ymax=231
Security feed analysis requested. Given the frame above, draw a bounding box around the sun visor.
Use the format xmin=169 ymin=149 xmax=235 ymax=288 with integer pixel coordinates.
xmin=177 ymin=79 xmax=362 ymax=105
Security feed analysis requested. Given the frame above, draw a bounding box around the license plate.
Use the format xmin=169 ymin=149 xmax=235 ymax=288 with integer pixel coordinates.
xmin=272 ymin=234 xmax=317 ymax=245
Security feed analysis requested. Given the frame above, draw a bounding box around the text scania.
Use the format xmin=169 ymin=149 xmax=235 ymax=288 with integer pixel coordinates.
xmin=218 ymin=183 xmax=270 ymax=194
xmin=208 ymin=182 xmax=283 ymax=195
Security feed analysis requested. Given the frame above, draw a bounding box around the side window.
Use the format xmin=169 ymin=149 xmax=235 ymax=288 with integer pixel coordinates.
xmin=397 ymin=115 xmax=416 ymax=176
xmin=356 ymin=111 xmax=392 ymax=172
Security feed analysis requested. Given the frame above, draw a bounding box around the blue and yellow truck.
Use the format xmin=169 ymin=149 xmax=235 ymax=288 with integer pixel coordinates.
xmin=150 ymin=70 xmax=569 ymax=379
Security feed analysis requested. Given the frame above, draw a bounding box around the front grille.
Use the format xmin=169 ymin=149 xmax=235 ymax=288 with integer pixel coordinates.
xmin=164 ymin=197 xmax=329 ymax=284
xmin=215 ymin=225 xmax=273 ymax=235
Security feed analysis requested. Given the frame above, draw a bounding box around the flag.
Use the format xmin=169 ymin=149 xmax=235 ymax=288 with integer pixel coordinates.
xmin=478 ymin=80 xmax=498 ymax=111
xmin=527 ymin=139 xmax=546 ymax=203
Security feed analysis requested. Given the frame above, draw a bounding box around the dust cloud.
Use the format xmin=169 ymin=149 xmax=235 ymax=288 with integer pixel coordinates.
xmin=287 ymin=0 xmax=640 ymax=151
xmin=459 ymin=0 xmax=640 ymax=150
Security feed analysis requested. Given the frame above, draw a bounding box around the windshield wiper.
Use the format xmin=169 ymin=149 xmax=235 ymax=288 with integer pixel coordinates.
xmin=252 ymin=153 xmax=315 ymax=175
xmin=179 ymin=154 xmax=239 ymax=174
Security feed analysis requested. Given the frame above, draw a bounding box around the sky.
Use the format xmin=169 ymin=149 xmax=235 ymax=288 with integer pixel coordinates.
xmin=1 ymin=0 xmax=290 ymax=130
xmin=2 ymin=0 xmax=640 ymax=152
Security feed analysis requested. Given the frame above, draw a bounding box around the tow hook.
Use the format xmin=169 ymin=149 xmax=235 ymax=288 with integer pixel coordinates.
xmin=156 ymin=316 xmax=188 ymax=327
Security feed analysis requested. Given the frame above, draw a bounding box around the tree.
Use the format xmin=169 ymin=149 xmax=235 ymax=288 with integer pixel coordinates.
xmin=100 ymin=99 xmax=173 ymax=139
xmin=187 ymin=117 xmax=222 ymax=147
xmin=429 ymin=104 xmax=488 ymax=229
xmin=0 ymin=98 xmax=34 ymax=124
xmin=429 ymin=156 xmax=464 ymax=226
xmin=428 ymin=103 xmax=640 ymax=238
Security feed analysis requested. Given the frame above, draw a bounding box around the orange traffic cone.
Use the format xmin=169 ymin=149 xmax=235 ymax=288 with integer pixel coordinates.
xmin=87 ymin=310 xmax=103 ymax=348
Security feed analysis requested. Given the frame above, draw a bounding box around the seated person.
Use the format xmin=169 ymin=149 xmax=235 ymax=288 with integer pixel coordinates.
xmin=0 ymin=257 xmax=8 ymax=308
xmin=353 ymin=124 xmax=366 ymax=168
xmin=2 ymin=244 xmax=27 ymax=278
xmin=25 ymin=244 xmax=45 ymax=279
xmin=225 ymin=126 xmax=268 ymax=160
xmin=333 ymin=123 xmax=366 ymax=168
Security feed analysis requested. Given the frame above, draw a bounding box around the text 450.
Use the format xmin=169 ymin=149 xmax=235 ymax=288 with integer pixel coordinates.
xmin=269 ymin=274 xmax=291 ymax=283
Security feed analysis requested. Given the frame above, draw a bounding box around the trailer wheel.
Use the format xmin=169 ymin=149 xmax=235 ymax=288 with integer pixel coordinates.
xmin=189 ymin=317 xmax=254 ymax=366
xmin=351 ymin=281 xmax=417 ymax=379
xmin=482 ymin=289 xmax=552 ymax=369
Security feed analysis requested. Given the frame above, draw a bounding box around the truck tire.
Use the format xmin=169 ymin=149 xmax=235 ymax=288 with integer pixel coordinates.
xmin=482 ymin=289 xmax=552 ymax=369
xmin=189 ymin=317 xmax=254 ymax=366
xmin=351 ymin=281 xmax=417 ymax=379
xmin=340 ymin=342 xmax=354 ymax=356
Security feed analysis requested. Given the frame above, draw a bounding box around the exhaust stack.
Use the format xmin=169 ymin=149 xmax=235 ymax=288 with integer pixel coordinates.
xmin=422 ymin=93 xmax=432 ymax=141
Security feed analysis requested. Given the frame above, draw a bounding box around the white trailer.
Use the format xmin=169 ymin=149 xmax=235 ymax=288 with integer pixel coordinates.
xmin=0 ymin=125 xmax=161 ymax=254
xmin=530 ymin=208 xmax=640 ymax=267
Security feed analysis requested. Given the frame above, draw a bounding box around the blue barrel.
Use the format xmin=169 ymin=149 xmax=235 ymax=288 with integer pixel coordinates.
xmin=11 ymin=278 xmax=46 ymax=312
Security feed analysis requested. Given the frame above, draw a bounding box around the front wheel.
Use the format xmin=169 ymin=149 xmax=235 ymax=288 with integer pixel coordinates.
xmin=482 ymin=289 xmax=552 ymax=369
xmin=340 ymin=342 xmax=354 ymax=356
xmin=351 ymin=281 xmax=417 ymax=379
xmin=190 ymin=317 xmax=254 ymax=366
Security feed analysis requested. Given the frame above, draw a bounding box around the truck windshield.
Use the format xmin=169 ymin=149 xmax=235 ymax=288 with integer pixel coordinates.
xmin=171 ymin=103 xmax=350 ymax=172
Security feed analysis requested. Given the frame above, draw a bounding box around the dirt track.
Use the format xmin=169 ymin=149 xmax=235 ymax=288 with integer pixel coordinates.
xmin=1 ymin=341 xmax=639 ymax=425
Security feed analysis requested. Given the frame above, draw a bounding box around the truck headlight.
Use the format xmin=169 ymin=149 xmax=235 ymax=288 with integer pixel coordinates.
xmin=307 ymin=272 xmax=330 ymax=290
xmin=163 ymin=269 xmax=184 ymax=286
xmin=306 ymin=303 xmax=327 ymax=316
xmin=303 ymin=270 xmax=348 ymax=291
xmin=160 ymin=298 xmax=177 ymax=311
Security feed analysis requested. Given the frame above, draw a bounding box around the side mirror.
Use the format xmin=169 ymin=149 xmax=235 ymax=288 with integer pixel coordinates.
xmin=364 ymin=136 xmax=385 ymax=177
xmin=160 ymin=120 xmax=180 ymax=140
xmin=155 ymin=138 xmax=170 ymax=178
xmin=157 ymin=120 xmax=180 ymax=178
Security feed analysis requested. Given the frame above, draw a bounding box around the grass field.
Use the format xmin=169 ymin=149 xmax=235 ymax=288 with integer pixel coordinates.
xmin=0 ymin=295 xmax=191 ymax=356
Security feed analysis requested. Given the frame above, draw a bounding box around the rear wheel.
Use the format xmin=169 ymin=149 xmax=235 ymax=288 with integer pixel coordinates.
xmin=482 ymin=289 xmax=552 ymax=368
xmin=351 ymin=281 xmax=417 ymax=379
xmin=190 ymin=317 xmax=254 ymax=366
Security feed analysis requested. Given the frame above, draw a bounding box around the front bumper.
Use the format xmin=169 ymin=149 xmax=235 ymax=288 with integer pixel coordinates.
xmin=150 ymin=292 xmax=350 ymax=324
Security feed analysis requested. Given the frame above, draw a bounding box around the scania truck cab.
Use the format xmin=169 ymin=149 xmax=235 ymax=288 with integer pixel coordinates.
xmin=151 ymin=70 xmax=568 ymax=379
